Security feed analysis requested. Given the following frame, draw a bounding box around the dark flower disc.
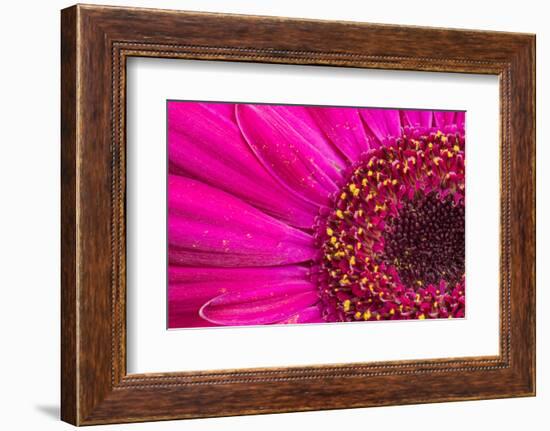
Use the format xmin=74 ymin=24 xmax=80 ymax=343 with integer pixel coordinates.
xmin=313 ymin=127 xmax=466 ymax=322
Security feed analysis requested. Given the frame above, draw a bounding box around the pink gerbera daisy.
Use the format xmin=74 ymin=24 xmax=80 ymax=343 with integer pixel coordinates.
xmin=168 ymin=102 xmax=465 ymax=328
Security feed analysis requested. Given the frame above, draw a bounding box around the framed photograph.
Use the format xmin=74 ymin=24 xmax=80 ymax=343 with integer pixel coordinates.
xmin=61 ymin=4 xmax=536 ymax=425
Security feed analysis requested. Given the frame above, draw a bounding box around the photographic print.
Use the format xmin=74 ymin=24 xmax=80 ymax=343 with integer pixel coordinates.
xmin=167 ymin=102 xmax=465 ymax=329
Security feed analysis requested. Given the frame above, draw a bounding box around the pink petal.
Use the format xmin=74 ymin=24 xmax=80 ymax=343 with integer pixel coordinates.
xmin=360 ymin=108 xmax=402 ymax=142
xmin=168 ymin=101 xmax=317 ymax=228
xmin=168 ymin=265 xmax=312 ymax=329
xmin=456 ymin=111 xmax=466 ymax=128
xmin=402 ymin=110 xmax=433 ymax=128
xmin=199 ymin=284 xmax=319 ymax=325
xmin=168 ymin=175 xmax=316 ymax=267
xmin=309 ymin=107 xmax=369 ymax=161
xmin=169 ymin=265 xmax=308 ymax=284
xmin=433 ymin=111 xmax=457 ymax=127
xmin=279 ymin=306 xmax=324 ymax=324
xmin=236 ymin=104 xmax=344 ymax=206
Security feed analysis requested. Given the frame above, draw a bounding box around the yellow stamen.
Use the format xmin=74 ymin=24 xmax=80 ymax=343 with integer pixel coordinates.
xmin=326 ymin=227 xmax=334 ymax=236
xmin=418 ymin=314 xmax=426 ymax=320
xmin=343 ymin=299 xmax=351 ymax=312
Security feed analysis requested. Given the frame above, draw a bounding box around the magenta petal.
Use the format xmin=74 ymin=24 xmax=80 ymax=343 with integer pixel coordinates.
xmin=199 ymin=284 xmax=319 ymax=325
xmin=359 ymin=108 xmax=402 ymax=142
xmin=309 ymin=107 xmax=369 ymax=161
xmin=169 ymin=265 xmax=308 ymax=284
xmin=433 ymin=111 xmax=456 ymax=127
xmin=279 ymin=306 xmax=323 ymax=324
xmin=402 ymin=110 xmax=433 ymax=128
xmin=456 ymin=111 xmax=466 ymax=128
xmin=169 ymin=309 xmax=218 ymax=328
xmin=168 ymin=102 xmax=317 ymax=228
xmin=236 ymin=104 xmax=344 ymax=206
xmin=168 ymin=175 xmax=316 ymax=267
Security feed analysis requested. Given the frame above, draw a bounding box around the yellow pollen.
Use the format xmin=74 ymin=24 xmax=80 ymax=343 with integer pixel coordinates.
xmin=367 ymin=170 xmax=374 ymax=177
xmin=389 ymin=309 xmax=395 ymax=315
xmin=368 ymin=160 xmax=374 ymax=167
xmin=326 ymin=227 xmax=334 ymax=236
xmin=418 ymin=314 xmax=426 ymax=320
xmin=357 ymin=227 xmax=364 ymax=235
xmin=391 ymin=179 xmax=398 ymax=185
xmin=441 ymin=135 xmax=448 ymax=143
xmin=453 ymin=145 xmax=460 ymax=152
xmin=361 ymin=178 xmax=368 ymax=186
xmin=436 ymin=130 xmax=443 ymax=137
xmin=433 ymin=157 xmax=441 ymax=166
xmin=343 ymin=299 xmax=351 ymax=312
xmin=376 ymin=314 xmax=381 ymax=320
xmin=428 ymin=143 xmax=433 ymax=149
xmin=355 ymin=311 xmax=362 ymax=319
xmin=357 ymin=242 xmax=362 ymax=250
xmin=330 ymin=236 xmax=338 ymax=245
xmin=446 ymin=151 xmax=453 ymax=158
xmin=340 ymin=192 xmax=347 ymax=200
xmin=363 ymin=310 xmax=372 ymax=320
xmin=373 ymin=265 xmax=379 ymax=272
xmin=415 ymin=293 xmax=421 ymax=302
xmin=349 ymin=256 xmax=356 ymax=265
xmin=357 ymin=209 xmax=364 ymax=217
xmin=336 ymin=210 xmax=344 ymax=219
xmin=416 ymin=280 xmax=423 ymax=286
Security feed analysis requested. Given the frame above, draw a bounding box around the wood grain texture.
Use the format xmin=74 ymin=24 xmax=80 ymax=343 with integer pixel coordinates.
xmin=60 ymin=4 xmax=536 ymax=425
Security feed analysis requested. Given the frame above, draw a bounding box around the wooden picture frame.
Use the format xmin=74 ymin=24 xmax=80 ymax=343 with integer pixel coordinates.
xmin=61 ymin=4 xmax=536 ymax=425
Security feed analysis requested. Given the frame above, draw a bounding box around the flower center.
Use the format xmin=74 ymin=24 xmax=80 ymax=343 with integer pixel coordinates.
xmin=313 ymin=128 xmax=466 ymax=322
xmin=380 ymin=192 xmax=464 ymax=288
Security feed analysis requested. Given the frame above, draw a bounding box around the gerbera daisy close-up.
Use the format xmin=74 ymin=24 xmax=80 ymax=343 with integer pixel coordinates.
xmin=168 ymin=101 xmax=465 ymax=329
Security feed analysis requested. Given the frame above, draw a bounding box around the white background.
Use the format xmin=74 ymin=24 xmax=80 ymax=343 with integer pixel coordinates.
xmin=127 ymin=60 xmax=499 ymax=373
xmin=0 ymin=0 xmax=547 ymax=430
